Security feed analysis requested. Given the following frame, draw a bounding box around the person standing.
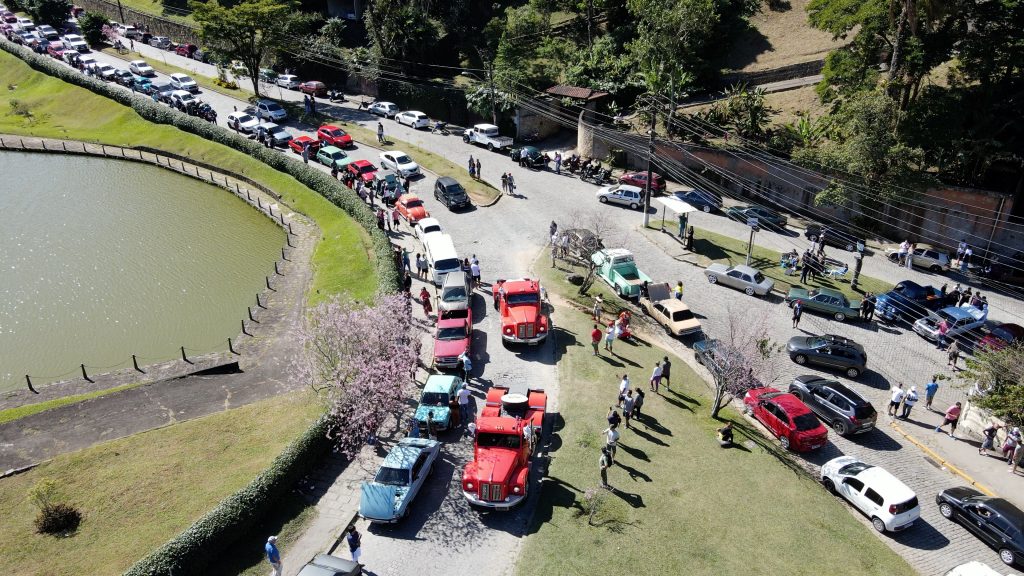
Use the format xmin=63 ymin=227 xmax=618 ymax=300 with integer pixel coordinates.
xmin=862 ymin=292 xmax=876 ymax=321
xmin=506 ymin=173 xmax=516 ymax=195
xmin=391 ymin=206 xmax=400 ymax=231
xmin=346 ymin=525 xmax=362 ymax=565
xmin=459 ymin=351 xmax=473 ymax=383
xmin=633 ymin=389 xmax=645 ymax=419
xmin=924 ymin=376 xmax=939 ymax=410
xmin=1004 ymin=428 xmax=1022 ymax=462
xmin=415 ymin=253 xmax=427 ymax=279
xmin=501 ymin=172 xmax=508 ymax=193
xmin=408 ymin=416 xmax=420 ymax=438
xmin=265 ymin=535 xmax=282 ymax=576
xmin=649 ymin=361 xmax=663 ymax=393
xmin=599 ymin=446 xmax=613 ymax=488
xmin=606 ymin=406 xmax=622 ymax=428
xmin=457 ymin=382 xmax=472 ymax=426
xmin=470 ymin=259 xmax=481 ymax=289
xmin=980 ymin=422 xmax=1002 ymax=455
xmin=591 ymin=324 xmax=602 ymax=356
xmin=673 ymin=281 xmax=684 ymax=300
xmin=1010 ymin=443 xmax=1024 ymax=475
xmin=605 ymin=322 xmax=615 ymax=352
xmin=947 ymin=340 xmax=961 ymax=370
xmin=401 ymin=248 xmax=411 ymax=273
xmin=618 ymin=374 xmax=631 ymax=406
xmin=554 ymin=152 xmax=562 ymax=174
xmin=376 ymin=122 xmax=385 ymax=143
xmin=661 ymin=356 xmax=671 ymax=389
xmin=934 ymin=402 xmax=962 ymax=438
xmin=887 ymin=383 xmax=905 ymax=417
xmin=900 ymin=386 xmax=918 ymax=419
xmin=475 ymin=157 xmax=481 ymax=181
xmin=402 ymin=271 xmax=413 ymax=294
xmin=956 ymin=239 xmax=967 ymax=266
xmin=897 ymin=240 xmax=910 ymax=266
xmin=592 ymin=295 xmax=603 ymax=323
xmin=936 ymin=318 xmax=949 ymax=350
xmin=622 ymin=391 xmax=635 ymax=429
xmin=906 ymin=243 xmax=916 ymax=269
xmin=603 ymin=423 xmax=620 ymax=464
xmin=800 ymin=252 xmax=811 ymax=284
xmin=792 ymin=300 xmax=803 ymax=329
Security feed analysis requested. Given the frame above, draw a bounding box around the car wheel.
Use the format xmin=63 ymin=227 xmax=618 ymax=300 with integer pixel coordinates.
xmin=599 ymin=196 xmax=608 ymax=204
xmin=702 ymin=205 xmax=711 ymax=213
xmin=790 ymin=389 xmax=805 ymax=401
xmin=707 ymin=275 xmax=718 ymax=284
xmin=939 ymin=502 xmax=954 ymax=519
xmin=744 ymin=287 xmax=755 ymax=296
xmin=1000 ymin=549 xmax=1016 ymax=566
xmin=822 ymin=477 xmax=836 ymax=493
xmin=835 ymin=312 xmax=847 ymax=322
xmin=833 ymin=421 xmax=849 ymax=436
xmin=871 ymin=517 xmax=887 ymax=533
xmin=463 ymin=135 xmax=470 ymax=143
xmin=615 ymin=285 xmax=623 ymax=297
xmin=779 ymin=435 xmax=791 ymax=450
xmin=630 ymin=203 xmax=639 ymax=210
xmin=487 ymin=143 xmax=494 ymax=152
xmin=929 ymin=265 xmax=941 ymax=272
xmin=845 ymin=367 xmax=861 ymax=379
xmin=794 ymin=354 xmax=808 ymax=365
xmin=743 ymin=404 xmax=752 ymax=415
xmin=845 ymin=243 xmax=855 ymax=252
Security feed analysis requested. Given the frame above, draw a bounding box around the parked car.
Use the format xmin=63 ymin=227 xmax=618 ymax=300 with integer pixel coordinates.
xmin=255 ymin=122 xmax=292 ymax=146
xmin=36 ymin=24 xmax=58 ymax=40
xmin=395 ymin=193 xmax=429 ymax=224
xmin=169 ymin=90 xmax=196 ymax=110
xmin=298 ymin=80 xmax=326 ymax=96
xmin=174 ymin=43 xmax=199 ymax=58
xmin=112 ymin=68 xmax=134 ymax=86
xmin=789 ymin=376 xmax=876 ymax=435
xmin=874 ymin=280 xmax=945 ymax=323
xmin=396 ymin=110 xmax=430 ymax=129
xmin=415 ymin=217 xmax=443 ymax=244
xmin=226 ymin=111 xmax=260 ymax=133
xmin=258 ymin=68 xmax=278 ymax=83
xmin=591 ymin=248 xmax=652 ymax=299
xmin=821 ymin=456 xmax=920 ymax=532
xmin=94 ymin=63 xmax=117 ymax=81
xmin=704 ymin=263 xmax=774 ymax=296
xmin=886 ymin=243 xmax=952 ymax=272
xmin=61 ymin=33 xmax=88 ymax=52
xmin=673 ymin=189 xmax=722 ymax=212
xmin=128 ymin=60 xmax=155 ymax=77
xmin=743 ymin=387 xmax=828 ymax=451
xmin=347 ymin=159 xmax=377 ymax=184
xmin=804 ymin=223 xmax=865 ymax=252
xmin=288 ymin=135 xmax=320 ymax=155
xmin=315 ymin=145 xmax=347 ymax=169
xmin=639 ymin=282 xmax=702 ymax=337
xmin=251 ymin=99 xmax=287 ymax=121
xmin=725 ymin=204 xmax=788 ymax=230
xmin=380 ymin=150 xmax=419 ymax=177
xmin=316 ymin=124 xmax=352 ymax=148
xmin=694 ymin=338 xmax=724 ymax=380
xmin=434 ymin=176 xmax=470 ymax=210
xmin=596 ymin=184 xmax=645 ymax=210
xmin=432 ymin=315 xmax=471 ymax=370
xmin=937 ymin=487 xmax=1024 ymax=566
xmin=979 ymin=323 xmax=1024 ymax=352
xmin=169 ymin=72 xmax=198 ymax=93
xmin=358 ymin=438 xmax=441 ymax=523
xmin=151 ymin=81 xmax=174 ymax=103
xmin=274 ymin=73 xmax=298 ymax=88
xmin=786 ymin=286 xmax=862 ymax=322
xmin=45 ymin=40 xmax=65 ymax=58
xmin=619 ymin=171 xmax=666 ymax=193
xmin=787 ymin=334 xmax=868 ymax=379
xmin=373 ymin=170 xmax=404 ymax=202
xmin=509 ymin=145 xmax=547 ymax=168
xmin=368 ymin=101 xmax=399 ymax=118
xmin=414 ymin=374 xmax=463 ymax=432
xmin=463 ymin=123 xmax=513 ymax=151
xmin=149 ymin=35 xmax=171 ymax=49
xmin=913 ymin=305 xmax=986 ymax=341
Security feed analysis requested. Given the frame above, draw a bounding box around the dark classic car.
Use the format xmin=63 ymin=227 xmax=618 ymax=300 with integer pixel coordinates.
xmin=804 ymin=223 xmax=865 ymax=252
xmin=786 ymin=287 xmax=862 ymax=322
xmin=937 ymin=487 xmax=1024 ymax=566
xmin=510 ymin=146 xmax=548 ymax=168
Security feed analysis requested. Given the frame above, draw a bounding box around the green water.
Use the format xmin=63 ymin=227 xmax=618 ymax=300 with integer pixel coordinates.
xmin=0 ymin=151 xmax=284 ymax=391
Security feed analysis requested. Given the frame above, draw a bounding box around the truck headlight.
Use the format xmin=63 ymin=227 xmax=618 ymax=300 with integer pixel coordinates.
xmin=513 ymin=486 xmax=521 ymax=494
xmin=466 ymin=482 xmax=473 ymax=490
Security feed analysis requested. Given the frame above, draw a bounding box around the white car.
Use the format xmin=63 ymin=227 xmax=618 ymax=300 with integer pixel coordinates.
xmin=250 ymin=99 xmax=288 ymax=121
xmin=149 ymin=35 xmax=171 ymax=49
xmin=368 ymin=101 xmax=399 ymax=118
xmin=169 ymin=90 xmax=196 ymax=109
xmin=380 ymin=150 xmax=419 ymax=177
xmin=15 ymin=17 xmax=34 ymax=31
xmin=913 ymin=305 xmax=986 ymax=341
xmin=395 ymin=110 xmax=430 ymax=129
xmin=276 ymin=74 xmax=299 ymax=89
xmin=821 ymin=456 xmax=920 ymax=533
xmin=226 ymin=111 xmax=260 ymax=133
xmin=255 ymin=122 xmax=292 ymax=146
xmin=596 ymin=184 xmax=645 ymax=210
xmin=94 ymin=63 xmax=117 ymax=80
xmin=36 ymin=24 xmax=58 ymax=40
xmin=414 ymin=217 xmax=443 ymax=245
xmin=61 ymin=34 xmax=88 ymax=52
xmin=169 ymin=73 xmax=198 ymax=93
xmin=129 ymin=60 xmax=155 ymax=77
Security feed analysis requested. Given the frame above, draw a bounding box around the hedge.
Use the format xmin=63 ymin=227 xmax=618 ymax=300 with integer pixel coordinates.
xmin=0 ymin=39 xmax=399 ymax=575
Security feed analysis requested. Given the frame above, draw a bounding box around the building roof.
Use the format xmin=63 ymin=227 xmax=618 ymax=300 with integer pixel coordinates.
xmin=545 ymin=85 xmax=609 ymax=101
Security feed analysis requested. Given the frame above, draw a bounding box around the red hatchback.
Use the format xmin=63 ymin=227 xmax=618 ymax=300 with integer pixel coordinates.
xmin=317 ymin=124 xmax=352 ymax=148
xmin=744 ymin=387 xmax=828 ymax=452
xmin=299 ymin=81 xmax=327 ymax=96
xmin=619 ymin=171 xmax=666 ymax=193
xmin=347 ymin=159 xmax=377 ymax=184
xmin=288 ymin=135 xmax=320 ymax=155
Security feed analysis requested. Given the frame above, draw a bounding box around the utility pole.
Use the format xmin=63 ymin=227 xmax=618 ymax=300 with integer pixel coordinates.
xmin=642 ymin=100 xmax=656 ymax=227
xmin=116 ymin=0 xmax=126 ymax=25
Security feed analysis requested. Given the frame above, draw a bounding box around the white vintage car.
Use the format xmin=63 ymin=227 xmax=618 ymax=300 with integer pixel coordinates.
xmin=703 ymin=263 xmax=774 ymax=296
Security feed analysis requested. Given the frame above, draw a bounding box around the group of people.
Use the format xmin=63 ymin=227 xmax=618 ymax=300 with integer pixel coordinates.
xmin=302 ymin=94 xmax=318 ymax=116
xmin=499 ymin=172 xmax=518 ymax=195
xmin=600 ymin=374 xmax=650 ymax=488
xmin=467 ymin=155 xmax=482 ymax=179
xmin=979 ymin=424 xmax=1024 ymax=474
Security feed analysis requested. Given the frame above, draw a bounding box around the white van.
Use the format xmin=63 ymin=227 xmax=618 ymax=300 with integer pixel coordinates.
xmin=423 ymin=233 xmax=460 ymax=286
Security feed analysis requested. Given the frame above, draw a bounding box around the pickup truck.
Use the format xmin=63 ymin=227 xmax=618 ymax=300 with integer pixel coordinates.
xmin=462 ymin=385 xmax=546 ymax=510
xmin=492 ymin=278 xmax=549 ymax=345
xmin=463 ymin=123 xmax=514 ymax=151
xmin=591 ymin=248 xmax=652 ymax=300
xmin=874 ymin=280 xmax=945 ymax=323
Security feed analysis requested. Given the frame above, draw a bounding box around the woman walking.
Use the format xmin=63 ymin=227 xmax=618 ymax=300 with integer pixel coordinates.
xmin=792 ymin=300 xmax=803 ymax=329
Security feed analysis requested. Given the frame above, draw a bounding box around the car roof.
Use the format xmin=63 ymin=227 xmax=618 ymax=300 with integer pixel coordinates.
xmin=800 ymin=377 xmax=866 ymax=402
xmin=982 ymin=498 xmax=1024 ymax=526
xmin=319 ymin=145 xmax=342 ymax=153
xmin=423 ymin=374 xmax=460 ymax=393
xmin=810 ymin=287 xmax=845 ymax=298
xmin=418 ymin=217 xmax=441 ymax=228
xmin=436 ymin=316 xmax=468 ymax=329
xmin=939 ymin=306 xmax=982 ymax=320
xmin=475 ymin=123 xmax=498 ymax=130
xmin=771 ymin=393 xmax=814 ymax=415
xmin=851 ymin=466 xmax=916 ymax=501
xmin=437 ymin=176 xmax=459 ymax=186
xmin=320 ymin=124 xmax=341 ymax=130
xmin=731 ymin=264 xmax=760 ymax=275
xmin=381 ymin=443 xmax=424 ymax=470
xmin=612 ymin=184 xmax=643 ymax=193
xmin=403 ymin=110 xmax=426 ymax=115
xmin=398 ymin=193 xmax=420 ymax=202
xmin=385 ymin=150 xmax=409 ymax=157
xmin=441 ymin=270 xmax=467 ymax=286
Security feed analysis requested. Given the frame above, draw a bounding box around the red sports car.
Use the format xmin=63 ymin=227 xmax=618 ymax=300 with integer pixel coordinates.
xmin=299 ymin=81 xmax=327 ymax=96
xmin=619 ymin=171 xmax=666 ymax=193
xmin=288 ymin=135 xmax=320 ymax=155
xmin=979 ymin=323 xmax=1024 ymax=352
xmin=347 ymin=159 xmax=377 ymax=184
xmin=396 ymin=193 xmax=429 ymax=224
xmin=743 ymin=387 xmax=828 ymax=452
xmin=317 ymin=124 xmax=352 ymax=148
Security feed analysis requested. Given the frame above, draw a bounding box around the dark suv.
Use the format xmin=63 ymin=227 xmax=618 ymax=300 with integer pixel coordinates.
xmin=786 ymin=334 xmax=867 ymax=379
xmin=433 ymin=176 xmax=470 ymax=210
xmin=788 ymin=376 xmax=876 ymax=435
xmin=874 ymin=280 xmax=945 ymax=323
xmin=673 ymin=189 xmax=722 ymax=213
xmin=804 ymin=223 xmax=865 ymax=252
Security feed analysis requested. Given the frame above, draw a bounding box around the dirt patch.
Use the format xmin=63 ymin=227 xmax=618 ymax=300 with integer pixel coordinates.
xmin=724 ymin=0 xmax=846 ymax=72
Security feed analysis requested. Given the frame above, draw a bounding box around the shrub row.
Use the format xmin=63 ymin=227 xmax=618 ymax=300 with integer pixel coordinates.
xmin=0 ymin=39 xmax=397 ymax=575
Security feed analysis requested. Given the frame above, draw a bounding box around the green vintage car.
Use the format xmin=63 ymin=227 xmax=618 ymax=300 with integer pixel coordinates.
xmin=316 ymin=145 xmax=348 ymax=169
xmin=786 ymin=287 xmax=862 ymax=322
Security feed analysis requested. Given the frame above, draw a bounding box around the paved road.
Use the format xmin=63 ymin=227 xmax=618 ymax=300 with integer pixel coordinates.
xmin=43 ymin=44 xmax=1024 ymax=574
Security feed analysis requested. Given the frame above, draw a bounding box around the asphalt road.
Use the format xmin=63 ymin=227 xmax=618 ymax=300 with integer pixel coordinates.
xmin=49 ymin=44 xmax=1024 ymax=575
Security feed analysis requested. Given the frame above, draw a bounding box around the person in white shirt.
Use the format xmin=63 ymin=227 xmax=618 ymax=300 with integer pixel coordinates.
xmin=649 ymin=361 xmax=663 ymax=393
xmin=618 ymin=374 xmax=630 ymax=406
xmin=469 ymin=261 xmax=481 ymax=289
xmin=900 ymin=386 xmax=918 ymax=419
xmin=888 ymin=383 xmax=905 ymax=417
xmin=603 ymin=423 xmax=620 ymax=463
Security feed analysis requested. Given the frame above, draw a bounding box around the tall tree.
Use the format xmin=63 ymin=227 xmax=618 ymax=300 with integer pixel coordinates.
xmin=626 ymin=0 xmax=718 ymax=89
xmin=364 ymin=0 xmax=440 ymax=73
xmin=190 ymin=0 xmax=313 ymax=98
xmin=22 ymin=0 xmax=72 ymax=28
xmin=707 ymin=311 xmax=782 ymax=419
xmin=963 ymin=344 xmax=1024 ymax=426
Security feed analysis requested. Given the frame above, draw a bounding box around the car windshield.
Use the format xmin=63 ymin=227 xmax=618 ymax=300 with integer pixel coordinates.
xmin=793 ymin=413 xmax=821 ymax=431
xmin=752 ymin=272 xmax=766 ymax=284
xmin=671 ymin=310 xmax=695 ymax=322
xmin=476 ymin=432 xmax=521 ymax=449
xmin=374 ymin=466 xmax=409 ymax=486
xmin=395 ymin=155 xmax=412 ymax=164
xmin=442 ymin=287 xmax=467 ymax=302
xmin=265 ymin=102 xmax=283 ymax=111
xmin=326 ymin=128 xmax=344 ymax=136
xmin=444 ymin=184 xmax=465 ymax=194
xmin=507 ymin=293 xmax=539 ymax=305
xmin=237 ymin=114 xmax=254 ymax=123
xmin=437 ymin=327 xmax=465 ymax=340
xmin=838 ymin=461 xmax=874 ymax=475
xmin=807 ymin=337 xmax=828 ymax=348
xmin=405 ymin=199 xmax=423 ymax=208
xmin=435 ymin=258 xmax=459 ymax=271
xmin=358 ymin=164 xmax=376 ymax=174
xmin=421 ymin=391 xmax=449 ymax=405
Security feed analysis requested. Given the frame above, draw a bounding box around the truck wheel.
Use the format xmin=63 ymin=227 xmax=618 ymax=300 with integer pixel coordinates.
xmin=463 ymin=135 xmax=470 ymax=143
xmin=487 ymin=143 xmax=494 ymax=152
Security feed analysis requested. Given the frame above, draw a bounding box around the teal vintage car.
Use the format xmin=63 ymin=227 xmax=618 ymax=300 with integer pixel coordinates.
xmin=786 ymin=287 xmax=862 ymax=322
xmin=132 ymin=75 xmax=153 ymax=93
xmin=315 ymin=145 xmax=347 ymax=169
xmin=358 ymin=438 xmax=441 ymax=523
xmin=414 ymin=374 xmax=463 ymax=432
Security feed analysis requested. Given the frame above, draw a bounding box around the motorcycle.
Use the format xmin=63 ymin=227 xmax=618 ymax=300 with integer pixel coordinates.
xmin=431 ymin=121 xmax=449 ymax=135
xmin=327 ymin=90 xmax=345 ymax=102
xmin=564 ymin=154 xmax=581 ymax=173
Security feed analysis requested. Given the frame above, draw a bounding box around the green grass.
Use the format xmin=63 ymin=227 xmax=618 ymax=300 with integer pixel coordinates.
xmin=0 ymin=382 xmax=144 ymax=425
xmin=100 ymin=47 xmax=250 ymax=98
xmin=0 ymin=391 xmax=323 ymax=576
xmin=517 ymin=259 xmax=916 ymax=576
xmin=646 ymin=223 xmax=893 ymax=299
xmin=206 ymin=491 xmax=317 ymax=576
xmin=114 ymin=0 xmax=196 ymax=25
xmin=0 ymin=50 xmax=376 ymax=301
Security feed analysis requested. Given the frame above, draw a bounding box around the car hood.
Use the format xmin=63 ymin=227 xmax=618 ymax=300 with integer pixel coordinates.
xmin=507 ymin=305 xmax=538 ymax=326
xmin=433 ymin=337 xmax=468 ymax=358
xmin=469 ymin=450 xmax=516 ymax=485
xmin=706 ymin=263 xmax=729 ymax=273
xmin=407 ymin=206 xmax=428 ymax=220
xmin=359 ymin=482 xmax=406 ymax=520
xmin=415 ymin=404 xmax=450 ymax=424
xmin=914 ymin=316 xmax=939 ymax=332
xmin=786 ymin=336 xmax=814 ymax=350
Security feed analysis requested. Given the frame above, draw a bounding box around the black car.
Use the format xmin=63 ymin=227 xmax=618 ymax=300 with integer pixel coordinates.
xmin=694 ymin=338 xmax=724 ymax=379
xmin=874 ymin=280 xmax=945 ymax=323
xmin=804 ymin=223 xmax=865 ymax=252
xmin=788 ymin=376 xmax=876 ymax=435
xmin=510 ymin=146 xmax=547 ymax=169
xmin=786 ymin=334 xmax=867 ymax=379
xmin=153 ymin=82 xmax=175 ymax=104
xmin=434 ymin=176 xmax=470 ymax=210
xmin=937 ymin=487 xmax=1024 ymax=566
xmin=673 ymin=189 xmax=722 ymax=213
xmin=112 ymin=69 xmax=134 ymax=86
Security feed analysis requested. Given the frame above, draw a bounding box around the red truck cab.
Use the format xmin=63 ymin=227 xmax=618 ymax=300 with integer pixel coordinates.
xmin=462 ymin=386 xmax=546 ymax=510
xmin=492 ymin=278 xmax=549 ymax=345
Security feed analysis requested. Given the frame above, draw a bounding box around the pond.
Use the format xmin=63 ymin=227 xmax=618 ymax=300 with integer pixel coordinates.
xmin=0 ymin=151 xmax=285 ymax=392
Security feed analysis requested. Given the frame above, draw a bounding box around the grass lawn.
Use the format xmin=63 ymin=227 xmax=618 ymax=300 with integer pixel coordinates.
xmin=517 ymin=259 xmax=916 ymax=576
xmin=112 ymin=0 xmax=196 ymax=25
xmin=0 ymin=391 xmax=323 ymax=576
xmin=100 ymin=47 xmax=250 ymax=98
xmin=724 ymin=0 xmax=845 ymax=72
xmin=0 ymin=49 xmax=375 ymax=301
xmin=0 ymin=382 xmax=143 ymax=425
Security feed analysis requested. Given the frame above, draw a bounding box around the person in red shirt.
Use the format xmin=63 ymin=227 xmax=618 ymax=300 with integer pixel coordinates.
xmin=591 ymin=324 xmax=602 ymax=356
xmin=935 ymin=402 xmax=962 ymax=438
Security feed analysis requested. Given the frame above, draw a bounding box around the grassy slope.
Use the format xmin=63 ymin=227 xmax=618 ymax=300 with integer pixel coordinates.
xmin=0 ymin=391 xmax=323 ymax=576
xmin=725 ymin=0 xmax=845 ymax=72
xmin=0 ymin=49 xmax=375 ymax=302
xmin=517 ymin=260 xmax=915 ymax=576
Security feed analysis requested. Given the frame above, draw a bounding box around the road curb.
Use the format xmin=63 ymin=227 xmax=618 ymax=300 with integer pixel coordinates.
xmin=325 ymin=510 xmax=361 ymax=556
xmin=889 ymin=420 xmax=996 ymax=496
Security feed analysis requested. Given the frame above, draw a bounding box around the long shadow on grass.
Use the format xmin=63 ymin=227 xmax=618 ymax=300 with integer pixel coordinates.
xmin=609 ymin=486 xmax=645 ymax=508
xmin=614 ymin=460 xmax=652 ymax=484
xmin=731 ymin=419 xmax=834 ymax=478
xmin=634 ymin=413 xmax=673 ymax=436
xmin=617 ymin=442 xmax=649 ymax=462
xmin=526 ymin=475 xmax=584 ymax=535
xmin=659 ymin=392 xmax=694 ymax=413
xmin=664 ymin=387 xmax=701 ymax=406
xmin=629 ymin=425 xmax=670 ymax=447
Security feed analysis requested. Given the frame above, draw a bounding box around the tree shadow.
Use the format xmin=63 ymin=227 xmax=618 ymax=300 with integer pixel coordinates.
xmin=692 ymin=237 xmax=730 ymax=261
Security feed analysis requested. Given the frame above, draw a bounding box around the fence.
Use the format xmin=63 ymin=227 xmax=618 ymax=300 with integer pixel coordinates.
xmin=75 ymin=0 xmax=199 ymax=45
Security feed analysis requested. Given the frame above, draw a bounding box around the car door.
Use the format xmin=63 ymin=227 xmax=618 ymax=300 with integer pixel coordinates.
xmin=809 ymin=388 xmax=836 ymax=423
xmin=962 ymin=504 xmax=1000 ymax=545
xmin=407 ymin=451 xmax=430 ymax=503
xmin=724 ymin=269 xmax=744 ymax=290
xmin=653 ymin=303 xmax=669 ymax=327
xmin=812 ymin=293 xmax=832 ymax=314
xmin=840 ymin=477 xmax=867 ymax=512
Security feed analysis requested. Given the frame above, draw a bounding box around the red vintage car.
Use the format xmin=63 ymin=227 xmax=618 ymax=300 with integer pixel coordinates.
xmin=619 ymin=171 xmax=666 ymax=193
xmin=46 ymin=40 xmax=66 ymax=58
xmin=298 ymin=80 xmax=327 ymax=96
xmin=978 ymin=323 xmax=1024 ymax=352
xmin=432 ymin=315 xmax=471 ymax=370
xmin=395 ymin=193 xmax=429 ymax=224
xmin=317 ymin=124 xmax=352 ymax=148
xmin=347 ymin=159 xmax=377 ymax=184
xmin=288 ymin=135 xmax=320 ymax=155
xmin=743 ymin=387 xmax=828 ymax=452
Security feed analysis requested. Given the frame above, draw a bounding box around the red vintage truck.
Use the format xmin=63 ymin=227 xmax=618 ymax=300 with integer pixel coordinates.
xmin=461 ymin=385 xmax=547 ymax=510
xmin=492 ymin=278 xmax=549 ymax=345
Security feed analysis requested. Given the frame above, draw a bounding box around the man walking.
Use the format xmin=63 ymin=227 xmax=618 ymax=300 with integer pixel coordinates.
xmin=925 ymin=376 xmax=939 ymax=410
xmin=900 ymin=386 xmax=918 ymax=419
xmin=265 ymin=535 xmax=282 ymax=576
xmin=603 ymin=423 xmax=620 ymax=464
xmin=301 ymin=141 xmax=310 ymax=164
xmin=947 ymin=340 xmax=961 ymax=370
xmin=591 ymin=324 xmax=602 ymax=356
xmin=887 ymin=383 xmax=905 ymax=417
xmin=622 ymin=390 xmax=635 ymax=429
xmin=618 ymin=374 xmax=630 ymax=406
xmin=501 ymin=172 xmax=508 ymax=193
xmin=346 ymin=525 xmax=362 ymax=565
xmin=377 ymin=122 xmax=385 ymax=143
xmin=457 ymin=382 xmax=472 ymax=426
xmin=459 ymin=350 xmax=473 ymax=383
xmin=650 ymin=361 xmax=663 ymax=393
xmin=935 ymin=402 xmax=963 ymax=439
xmin=605 ymin=322 xmax=615 ymax=352
xmin=792 ymin=299 xmax=803 ymax=329
xmin=661 ymin=356 xmax=671 ymax=389
xmin=592 ymin=295 xmax=603 ymax=323
xmin=554 ymin=151 xmax=562 ymax=174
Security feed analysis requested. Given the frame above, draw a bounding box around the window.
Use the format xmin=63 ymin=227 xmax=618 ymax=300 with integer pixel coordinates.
xmin=843 ymin=477 xmax=865 ymax=491
xmin=742 ymin=275 xmax=753 ymax=283
xmin=411 ymin=453 xmax=428 ymax=480
xmin=374 ymin=466 xmax=409 ymax=486
xmin=654 ymin=304 xmax=667 ymax=316
xmin=864 ymin=488 xmax=884 ymax=506
xmin=793 ymin=413 xmax=820 ymax=431
xmin=838 ymin=462 xmax=873 ymax=475
xmin=727 ymin=270 xmax=742 ymax=279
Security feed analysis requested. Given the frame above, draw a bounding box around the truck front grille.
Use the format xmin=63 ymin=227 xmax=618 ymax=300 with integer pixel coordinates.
xmin=517 ymin=324 xmax=535 ymax=339
xmin=480 ymin=483 xmax=503 ymax=501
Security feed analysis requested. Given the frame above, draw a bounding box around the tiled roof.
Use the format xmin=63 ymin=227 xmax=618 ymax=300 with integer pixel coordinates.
xmin=545 ymin=85 xmax=609 ymax=101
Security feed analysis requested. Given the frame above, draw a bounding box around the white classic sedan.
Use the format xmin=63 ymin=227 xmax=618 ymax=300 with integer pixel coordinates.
xmin=128 ymin=59 xmax=155 ymax=77
xmin=226 ymin=111 xmax=260 ymax=133
xmin=395 ymin=110 xmax=430 ymax=129
xmin=913 ymin=305 xmax=986 ymax=341
xmin=703 ymin=263 xmax=774 ymax=296
xmin=359 ymin=437 xmax=441 ymax=523
xmin=380 ymin=150 xmax=420 ymax=177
